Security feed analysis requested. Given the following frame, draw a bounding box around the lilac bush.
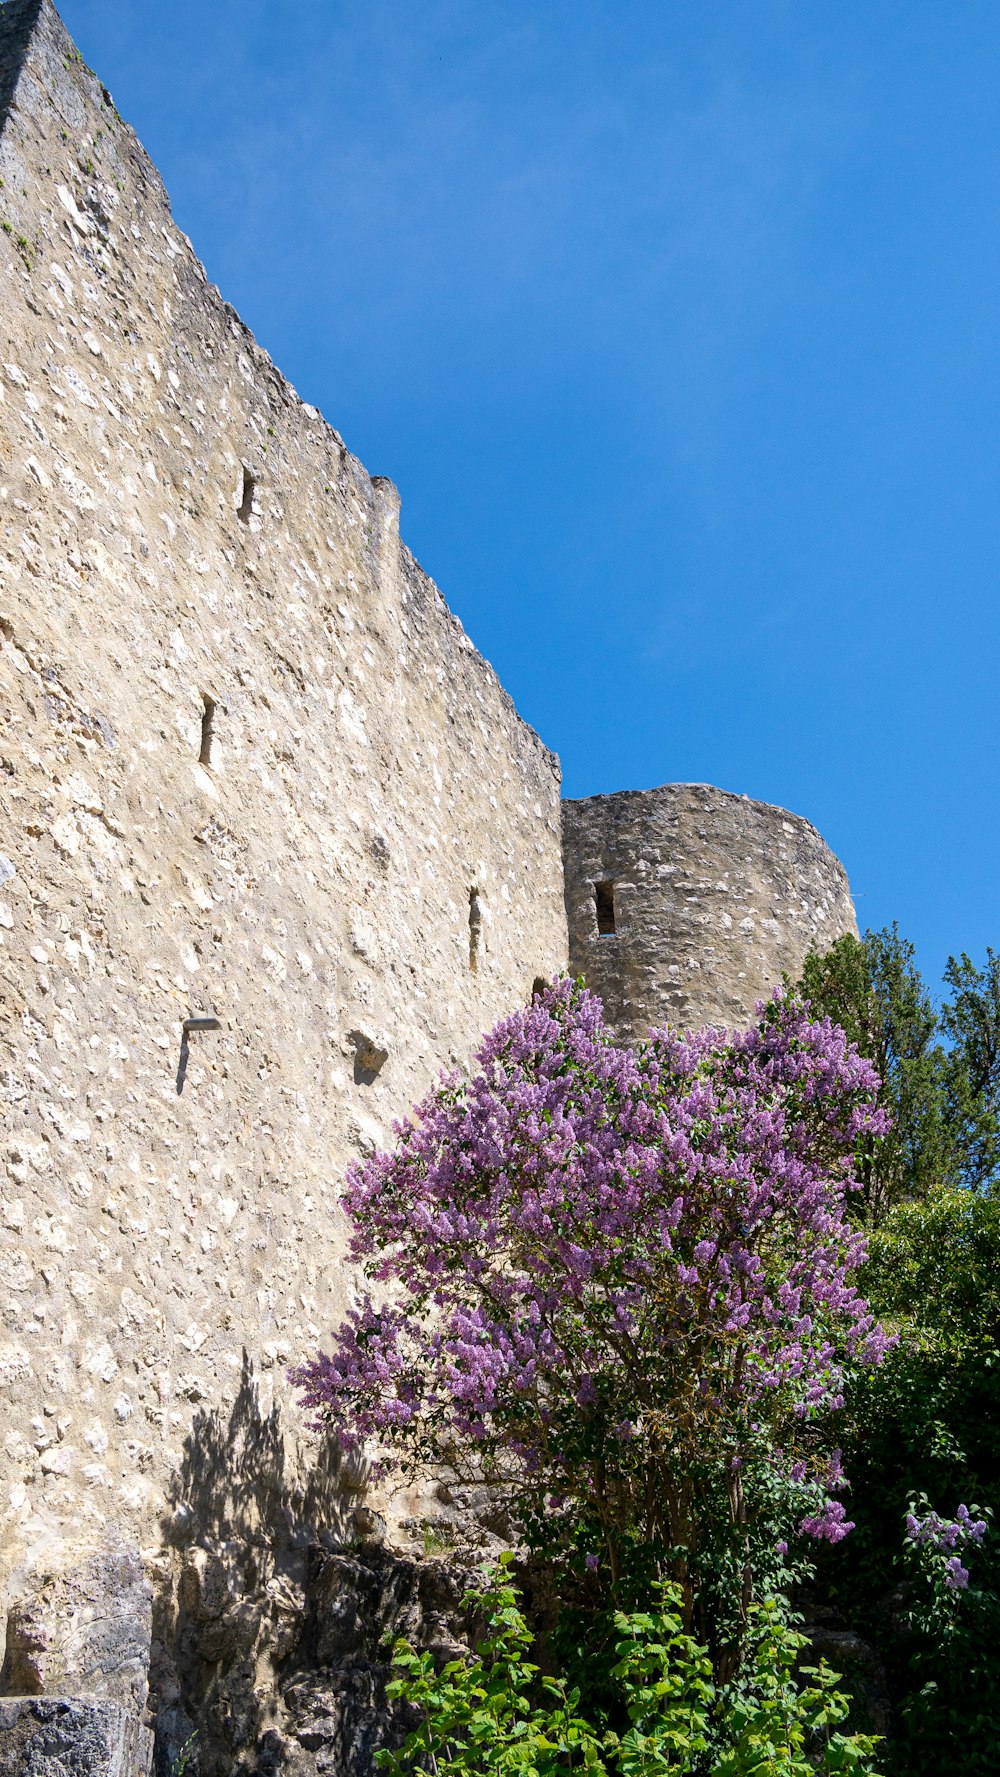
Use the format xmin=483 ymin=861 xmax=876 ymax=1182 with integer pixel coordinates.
xmin=294 ymin=979 xmax=889 ymax=1630
xmin=904 ymin=1501 xmax=988 ymax=1592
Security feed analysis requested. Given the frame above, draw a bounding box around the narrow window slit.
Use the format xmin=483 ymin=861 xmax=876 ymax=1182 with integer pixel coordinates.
xmin=199 ymin=695 xmax=216 ymax=768
xmin=595 ymin=880 xmax=616 ymax=936
xmin=237 ymin=466 xmax=255 ymax=522
xmin=469 ymin=886 xmax=483 ymax=972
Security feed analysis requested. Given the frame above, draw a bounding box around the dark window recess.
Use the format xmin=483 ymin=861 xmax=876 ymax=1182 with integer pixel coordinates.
xmin=237 ymin=466 xmax=255 ymax=522
xmin=469 ymin=886 xmax=483 ymax=972
xmin=199 ymin=695 xmax=216 ymax=768
xmin=595 ymin=880 xmax=617 ymax=936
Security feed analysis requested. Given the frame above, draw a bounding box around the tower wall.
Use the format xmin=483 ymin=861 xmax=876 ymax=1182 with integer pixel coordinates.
xmin=562 ymin=783 xmax=857 ymax=1039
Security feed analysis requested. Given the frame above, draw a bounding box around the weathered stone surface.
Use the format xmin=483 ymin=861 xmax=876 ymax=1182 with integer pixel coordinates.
xmin=0 ymin=0 xmax=567 ymax=1606
xmin=562 ymin=783 xmax=857 ymax=1038
xmin=141 ymin=1370 xmax=502 ymax=1773
xmin=145 ymin=1538 xmax=479 ymax=1777
xmin=249 ymin=1546 xmax=475 ymax=1777
xmin=149 ymin=1705 xmax=196 ymax=1777
xmin=0 ymin=9 xmax=867 ymax=1766
xmin=0 ymin=1539 xmax=151 ymax=1713
xmin=0 ymin=1696 xmax=152 ymax=1777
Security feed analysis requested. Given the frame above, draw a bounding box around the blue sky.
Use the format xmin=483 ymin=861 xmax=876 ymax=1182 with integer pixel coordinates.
xmin=56 ymin=0 xmax=1000 ymax=992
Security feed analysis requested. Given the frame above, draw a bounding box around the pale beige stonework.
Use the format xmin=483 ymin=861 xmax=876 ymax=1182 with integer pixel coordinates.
xmin=0 ymin=0 xmax=861 ymax=1692
xmin=562 ymin=783 xmax=858 ymax=1040
xmin=0 ymin=0 xmax=566 ymax=1618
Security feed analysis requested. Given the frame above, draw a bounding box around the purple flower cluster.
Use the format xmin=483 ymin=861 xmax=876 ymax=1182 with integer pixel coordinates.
xmin=292 ymin=979 xmax=889 ymax=1550
xmin=905 ymin=1504 xmax=987 ymax=1590
xmin=799 ymin=1499 xmax=855 ymax=1545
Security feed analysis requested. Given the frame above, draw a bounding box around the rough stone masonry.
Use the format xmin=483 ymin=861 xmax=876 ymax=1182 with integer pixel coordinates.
xmin=563 ymin=783 xmax=857 ymax=1040
xmin=0 ymin=1 xmax=857 ymax=1766
xmin=0 ymin=0 xmax=567 ymax=1614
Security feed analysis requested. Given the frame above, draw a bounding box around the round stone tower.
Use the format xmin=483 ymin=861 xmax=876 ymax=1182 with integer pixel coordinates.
xmin=561 ymin=783 xmax=857 ymax=1038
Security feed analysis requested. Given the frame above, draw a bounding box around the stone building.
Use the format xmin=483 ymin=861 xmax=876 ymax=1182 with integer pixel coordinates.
xmin=0 ymin=1 xmax=856 ymax=1766
xmin=563 ymin=783 xmax=856 ymax=1040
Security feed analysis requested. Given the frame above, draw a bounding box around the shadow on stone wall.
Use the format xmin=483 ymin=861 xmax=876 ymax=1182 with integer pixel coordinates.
xmin=0 ymin=0 xmax=43 ymax=133
xmin=152 ymin=1352 xmax=368 ymax=1777
xmin=162 ymin=1349 xmax=360 ymax=1554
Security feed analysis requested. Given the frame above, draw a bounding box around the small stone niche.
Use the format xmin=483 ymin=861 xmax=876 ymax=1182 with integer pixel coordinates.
xmin=349 ymin=1029 xmax=388 ymax=1086
xmin=236 ymin=464 xmax=256 ymax=522
xmin=199 ymin=694 xmax=216 ymax=768
xmin=594 ymin=880 xmax=617 ymax=936
xmin=468 ymin=887 xmax=483 ymax=972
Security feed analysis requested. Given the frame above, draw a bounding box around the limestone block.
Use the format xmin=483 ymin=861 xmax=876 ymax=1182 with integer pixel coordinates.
xmin=176 ymin=1551 xmax=228 ymax=1626
xmin=270 ymin=1546 xmax=476 ymax=1776
xmin=301 ymin=1546 xmax=471 ymax=1675
xmin=0 ymin=1697 xmax=153 ymax=1777
xmin=0 ymin=1542 xmax=151 ymax=1715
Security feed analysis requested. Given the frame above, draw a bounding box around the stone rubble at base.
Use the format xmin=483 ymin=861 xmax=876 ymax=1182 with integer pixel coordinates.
xmin=0 ymin=1697 xmax=153 ymax=1777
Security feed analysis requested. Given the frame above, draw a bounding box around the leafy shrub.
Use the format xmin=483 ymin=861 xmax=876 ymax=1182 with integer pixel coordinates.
xmin=294 ymin=980 xmax=888 ymax=1673
xmin=377 ymin=1558 xmax=881 ymax=1776
xmin=376 ymin=1553 xmax=606 ymax=1776
xmin=827 ymin=1189 xmax=1000 ymax=1772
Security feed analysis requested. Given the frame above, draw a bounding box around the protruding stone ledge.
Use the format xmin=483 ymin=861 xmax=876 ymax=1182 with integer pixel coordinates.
xmin=0 ymin=1697 xmax=153 ymax=1777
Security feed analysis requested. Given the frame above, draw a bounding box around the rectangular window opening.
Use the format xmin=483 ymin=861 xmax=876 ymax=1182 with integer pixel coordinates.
xmin=237 ymin=466 xmax=255 ymax=522
xmin=199 ymin=694 xmax=216 ymax=768
xmin=469 ymin=886 xmax=483 ymax=972
xmin=595 ymin=880 xmax=616 ymax=936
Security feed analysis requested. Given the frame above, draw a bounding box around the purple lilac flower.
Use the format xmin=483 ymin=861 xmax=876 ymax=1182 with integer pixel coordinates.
xmin=291 ymin=979 xmax=890 ymax=1547
xmin=800 ymin=1499 xmax=855 ymax=1544
xmin=905 ymin=1505 xmax=988 ymax=1555
xmin=904 ymin=1504 xmax=986 ymax=1594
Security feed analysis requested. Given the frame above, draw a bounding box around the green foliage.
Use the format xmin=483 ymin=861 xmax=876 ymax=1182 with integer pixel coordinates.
xmin=793 ymin=927 xmax=955 ymax=1223
xmin=940 ymin=949 xmax=1000 ymax=1188
xmin=891 ymin=1493 xmax=1000 ymax=1776
xmin=832 ymin=1191 xmax=1000 ymax=1773
xmin=714 ymin=1603 xmax=880 ymax=1777
xmin=376 ymin=1555 xmax=606 ymax=1776
xmin=535 ymin=1432 xmax=835 ymax=1719
xmin=795 ymin=929 xmax=1000 ymax=1218
xmin=377 ymin=1562 xmax=880 ymax=1777
xmin=607 ymin=1591 xmax=714 ymax=1771
xmin=862 ymin=1186 xmax=1000 ymax=1343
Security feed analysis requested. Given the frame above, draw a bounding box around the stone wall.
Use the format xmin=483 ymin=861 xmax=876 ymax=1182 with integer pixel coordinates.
xmin=0 ymin=0 xmax=567 ymax=1620
xmin=562 ymin=783 xmax=857 ymax=1039
xmin=0 ymin=7 xmax=868 ymax=1765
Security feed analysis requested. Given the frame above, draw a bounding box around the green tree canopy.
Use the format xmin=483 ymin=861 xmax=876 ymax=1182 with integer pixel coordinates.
xmin=793 ymin=926 xmax=955 ymax=1224
xmin=940 ymin=948 xmax=1000 ymax=1189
